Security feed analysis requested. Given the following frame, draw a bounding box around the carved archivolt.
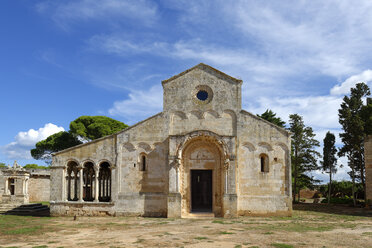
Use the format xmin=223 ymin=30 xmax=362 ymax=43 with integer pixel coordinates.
xmin=258 ymin=142 xmax=273 ymax=151
xmin=172 ymin=111 xmax=187 ymax=120
xmin=175 ymin=130 xmax=230 ymax=163
xmin=274 ymin=142 xmax=289 ymax=152
xmin=203 ymin=109 xmax=220 ymax=119
xmin=189 ymin=110 xmax=204 ymax=120
xmin=137 ymin=142 xmax=152 ymax=152
xmin=242 ymin=142 xmax=256 ymax=152
xmin=123 ymin=142 xmax=136 ymax=152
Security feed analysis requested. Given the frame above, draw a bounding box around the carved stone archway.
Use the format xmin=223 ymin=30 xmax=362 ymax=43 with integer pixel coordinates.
xmin=180 ymin=135 xmax=224 ymax=216
xmin=167 ymin=130 xmax=237 ymax=218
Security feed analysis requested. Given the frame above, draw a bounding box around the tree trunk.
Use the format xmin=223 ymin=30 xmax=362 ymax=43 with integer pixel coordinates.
xmin=360 ymin=157 xmax=366 ymax=207
xmin=293 ymin=149 xmax=298 ymax=203
xmin=328 ymin=169 xmax=332 ymax=204
xmin=351 ymin=158 xmax=356 ymax=207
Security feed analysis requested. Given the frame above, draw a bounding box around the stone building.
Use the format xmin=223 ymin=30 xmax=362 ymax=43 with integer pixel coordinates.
xmin=366 ymin=135 xmax=372 ymax=207
xmin=50 ymin=63 xmax=292 ymax=217
xmin=0 ymin=161 xmax=50 ymax=204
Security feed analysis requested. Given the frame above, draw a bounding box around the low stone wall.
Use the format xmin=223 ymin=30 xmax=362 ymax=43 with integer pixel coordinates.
xmin=50 ymin=202 xmax=115 ymax=216
xmin=116 ymin=192 xmax=168 ymax=217
xmin=237 ymin=195 xmax=292 ymax=217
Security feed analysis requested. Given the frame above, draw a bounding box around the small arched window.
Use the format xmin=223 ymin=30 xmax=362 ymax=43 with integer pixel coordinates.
xmin=260 ymin=154 xmax=269 ymax=173
xmin=140 ymin=154 xmax=147 ymax=171
xmin=66 ymin=161 xmax=79 ymax=201
xmin=9 ymin=178 xmax=15 ymax=195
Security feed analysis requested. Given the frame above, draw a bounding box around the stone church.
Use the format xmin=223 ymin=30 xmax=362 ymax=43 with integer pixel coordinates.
xmin=50 ymin=63 xmax=292 ymax=217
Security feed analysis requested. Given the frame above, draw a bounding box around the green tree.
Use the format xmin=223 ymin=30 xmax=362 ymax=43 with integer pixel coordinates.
xmin=31 ymin=131 xmax=82 ymax=164
xmin=70 ymin=116 xmax=128 ymax=141
xmin=338 ymin=82 xmax=370 ymax=206
xmin=24 ymin=164 xmax=49 ymax=169
xmin=257 ymin=109 xmax=286 ymax=128
xmin=0 ymin=162 xmax=6 ymax=168
xmin=321 ymin=132 xmax=338 ymax=204
xmin=31 ymin=116 xmax=128 ymax=164
xmin=361 ymin=98 xmax=372 ymax=136
xmin=288 ymin=114 xmax=320 ymax=202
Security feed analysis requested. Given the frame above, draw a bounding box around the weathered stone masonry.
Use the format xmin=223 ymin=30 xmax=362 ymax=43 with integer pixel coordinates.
xmin=50 ymin=63 xmax=292 ymax=217
xmin=0 ymin=163 xmax=50 ymax=204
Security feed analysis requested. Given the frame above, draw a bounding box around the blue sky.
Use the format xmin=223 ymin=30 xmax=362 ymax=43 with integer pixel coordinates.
xmin=1 ymin=1 xmax=372 ymax=182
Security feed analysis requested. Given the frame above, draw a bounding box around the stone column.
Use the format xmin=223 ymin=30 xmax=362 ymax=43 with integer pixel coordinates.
xmin=94 ymin=165 xmax=99 ymax=202
xmin=22 ymin=178 xmax=25 ymax=195
xmin=61 ymin=168 xmax=65 ymax=201
xmin=4 ymin=177 xmax=8 ymax=195
xmin=224 ymin=159 xmax=229 ymax=194
xmin=167 ymin=156 xmax=181 ymax=218
xmin=79 ymin=166 xmax=84 ymax=202
xmin=223 ymin=157 xmax=237 ymax=218
xmin=25 ymin=179 xmax=28 ymax=195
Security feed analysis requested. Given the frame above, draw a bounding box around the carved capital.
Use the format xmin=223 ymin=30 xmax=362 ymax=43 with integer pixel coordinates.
xmin=170 ymin=158 xmax=181 ymax=169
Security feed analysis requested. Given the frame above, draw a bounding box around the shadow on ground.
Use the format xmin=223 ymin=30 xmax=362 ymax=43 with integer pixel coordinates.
xmin=294 ymin=202 xmax=372 ymax=217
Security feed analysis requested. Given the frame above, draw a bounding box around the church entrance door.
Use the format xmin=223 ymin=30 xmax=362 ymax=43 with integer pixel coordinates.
xmin=191 ymin=170 xmax=212 ymax=212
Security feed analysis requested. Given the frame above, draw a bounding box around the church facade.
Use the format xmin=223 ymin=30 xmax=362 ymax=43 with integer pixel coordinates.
xmin=50 ymin=64 xmax=292 ymax=217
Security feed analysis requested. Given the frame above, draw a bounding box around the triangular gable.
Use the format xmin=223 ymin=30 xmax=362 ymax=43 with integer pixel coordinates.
xmin=162 ymin=63 xmax=243 ymax=86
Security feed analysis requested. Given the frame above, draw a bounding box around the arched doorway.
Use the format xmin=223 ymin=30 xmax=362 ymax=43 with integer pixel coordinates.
xmin=180 ymin=135 xmax=225 ymax=217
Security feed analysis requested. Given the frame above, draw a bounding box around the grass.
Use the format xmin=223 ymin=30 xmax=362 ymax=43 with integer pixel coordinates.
xmin=30 ymin=201 xmax=50 ymax=207
xmin=212 ymin=220 xmax=230 ymax=224
xmin=271 ymin=243 xmax=294 ymax=248
xmin=0 ymin=205 xmax=371 ymax=247
xmin=3 ymin=226 xmax=42 ymax=235
xmin=0 ymin=215 xmax=55 ymax=236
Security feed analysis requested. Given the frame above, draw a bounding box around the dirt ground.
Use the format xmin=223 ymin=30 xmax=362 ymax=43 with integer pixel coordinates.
xmin=0 ymin=204 xmax=371 ymax=248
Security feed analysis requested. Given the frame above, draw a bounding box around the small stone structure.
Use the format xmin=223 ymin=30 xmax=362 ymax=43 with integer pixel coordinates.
xmin=1 ymin=161 xmax=30 ymax=204
xmin=366 ymin=135 xmax=372 ymax=206
xmin=0 ymin=162 xmax=50 ymax=204
xmin=50 ymin=63 xmax=292 ymax=217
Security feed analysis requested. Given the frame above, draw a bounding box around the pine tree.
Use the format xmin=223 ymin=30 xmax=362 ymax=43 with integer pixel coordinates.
xmin=288 ymin=114 xmax=320 ymax=202
xmin=338 ymin=83 xmax=370 ymax=206
xmin=257 ymin=109 xmax=286 ymax=128
xmin=321 ymin=132 xmax=338 ymax=204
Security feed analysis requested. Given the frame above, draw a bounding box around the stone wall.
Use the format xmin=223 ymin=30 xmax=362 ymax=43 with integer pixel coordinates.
xmin=237 ymin=111 xmax=292 ymax=216
xmin=0 ymin=168 xmax=50 ymax=204
xmin=365 ymin=135 xmax=372 ymax=206
xmin=28 ymin=169 xmax=50 ymax=202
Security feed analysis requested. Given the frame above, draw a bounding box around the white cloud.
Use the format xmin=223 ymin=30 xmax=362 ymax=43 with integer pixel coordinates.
xmin=1 ymin=123 xmax=65 ymax=159
xmin=36 ymin=0 xmax=158 ymax=28
xmin=310 ymin=155 xmax=351 ymax=183
xmin=108 ymin=85 xmax=163 ymax=125
xmin=330 ymin=70 xmax=372 ymax=95
xmin=249 ymin=95 xmax=343 ymax=130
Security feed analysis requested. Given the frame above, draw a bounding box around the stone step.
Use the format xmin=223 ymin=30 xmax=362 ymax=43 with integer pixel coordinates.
xmin=0 ymin=204 xmax=21 ymax=213
xmin=1 ymin=203 xmax=50 ymax=217
xmin=184 ymin=212 xmax=215 ymax=219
